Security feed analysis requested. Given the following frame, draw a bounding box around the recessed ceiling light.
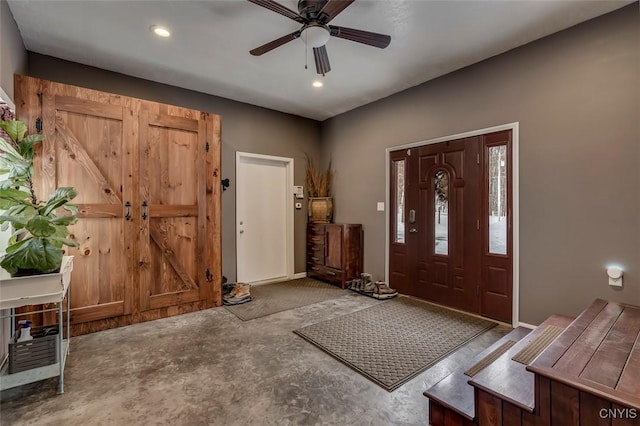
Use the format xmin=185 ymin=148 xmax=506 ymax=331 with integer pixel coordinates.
xmin=312 ymin=81 xmax=323 ymax=88
xmin=150 ymin=25 xmax=171 ymax=38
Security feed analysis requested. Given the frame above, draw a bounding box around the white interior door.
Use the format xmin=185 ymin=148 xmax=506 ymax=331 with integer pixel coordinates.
xmin=236 ymin=153 xmax=293 ymax=283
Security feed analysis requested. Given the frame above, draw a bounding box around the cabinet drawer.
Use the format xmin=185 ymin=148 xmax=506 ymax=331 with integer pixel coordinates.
xmin=308 ymin=234 xmax=325 ymax=245
xmin=322 ymin=267 xmax=343 ymax=281
xmin=307 ymin=253 xmax=324 ymax=265
xmin=307 ymin=263 xmax=323 ymax=274
xmin=308 ymin=224 xmax=325 ymax=235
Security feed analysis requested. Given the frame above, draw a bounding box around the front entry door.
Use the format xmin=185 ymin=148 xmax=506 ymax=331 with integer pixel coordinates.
xmin=389 ymin=131 xmax=512 ymax=322
xmin=413 ymin=137 xmax=482 ymax=313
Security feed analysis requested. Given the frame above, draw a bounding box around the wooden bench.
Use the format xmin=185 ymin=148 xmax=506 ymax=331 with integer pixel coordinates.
xmin=425 ymin=314 xmax=574 ymax=426
xmin=425 ymin=299 xmax=640 ymax=426
xmin=526 ymin=299 xmax=640 ymax=426
xmin=425 ymin=327 xmax=531 ymax=425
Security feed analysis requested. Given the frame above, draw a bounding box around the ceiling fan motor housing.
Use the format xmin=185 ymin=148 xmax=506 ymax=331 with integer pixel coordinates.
xmin=298 ymin=0 xmax=328 ymax=20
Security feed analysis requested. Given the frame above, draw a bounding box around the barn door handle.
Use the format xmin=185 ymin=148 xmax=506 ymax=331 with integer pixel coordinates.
xmin=141 ymin=201 xmax=148 ymax=220
xmin=124 ymin=201 xmax=131 ymax=221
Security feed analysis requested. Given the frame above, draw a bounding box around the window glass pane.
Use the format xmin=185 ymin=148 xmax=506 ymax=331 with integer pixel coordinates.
xmin=488 ymin=145 xmax=507 ymax=254
xmin=393 ymin=160 xmax=405 ymax=243
xmin=434 ymin=170 xmax=448 ymax=255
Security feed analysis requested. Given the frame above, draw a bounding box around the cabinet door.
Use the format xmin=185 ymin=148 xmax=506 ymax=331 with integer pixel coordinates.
xmin=138 ymin=107 xmax=218 ymax=310
xmin=42 ymin=91 xmax=135 ymax=324
xmin=325 ymin=225 xmax=343 ymax=270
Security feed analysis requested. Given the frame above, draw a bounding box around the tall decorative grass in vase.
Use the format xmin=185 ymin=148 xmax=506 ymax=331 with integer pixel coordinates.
xmin=305 ymin=153 xmax=334 ymax=223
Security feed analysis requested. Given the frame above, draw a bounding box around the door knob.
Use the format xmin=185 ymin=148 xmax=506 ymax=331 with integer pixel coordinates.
xmin=409 ymin=228 xmax=418 ymax=233
xmin=239 ymin=230 xmax=244 ymax=234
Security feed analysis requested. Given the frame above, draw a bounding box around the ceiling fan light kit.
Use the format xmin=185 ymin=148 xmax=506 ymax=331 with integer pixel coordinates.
xmin=301 ymin=24 xmax=331 ymax=48
xmin=248 ymin=0 xmax=391 ymax=75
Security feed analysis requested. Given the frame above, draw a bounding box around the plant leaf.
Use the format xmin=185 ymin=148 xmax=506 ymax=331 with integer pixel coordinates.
xmin=5 ymin=237 xmax=30 ymax=253
xmin=20 ymin=134 xmax=45 ymax=148
xmin=50 ymin=215 xmax=77 ymax=226
xmin=63 ymin=204 xmax=79 ymax=215
xmin=0 ymin=135 xmax=25 ymax=162
xmin=0 ymin=120 xmax=28 ymax=142
xmin=0 ymin=188 xmax=31 ymax=202
xmin=43 ymin=187 xmax=78 ymax=216
xmin=0 ymin=237 xmax=62 ymax=274
xmin=0 ymin=215 xmax=29 ymax=227
xmin=50 ymin=236 xmax=79 ymax=248
xmin=26 ymin=215 xmax=57 ymax=237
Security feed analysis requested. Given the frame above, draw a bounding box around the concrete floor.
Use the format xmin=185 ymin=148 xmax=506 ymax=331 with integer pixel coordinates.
xmin=1 ymin=293 xmax=510 ymax=426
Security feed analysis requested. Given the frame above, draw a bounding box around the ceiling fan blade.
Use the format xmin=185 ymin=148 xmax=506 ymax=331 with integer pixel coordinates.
xmin=247 ymin=0 xmax=306 ymax=23
xmin=329 ymin=25 xmax=391 ymax=49
xmin=250 ymin=30 xmax=301 ymax=56
xmin=318 ymin=0 xmax=355 ymax=23
xmin=313 ymin=45 xmax=331 ymax=76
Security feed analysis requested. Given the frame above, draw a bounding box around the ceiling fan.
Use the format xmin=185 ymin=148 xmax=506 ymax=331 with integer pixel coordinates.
xmin=247 ymin=0 xmax=391 ymax=76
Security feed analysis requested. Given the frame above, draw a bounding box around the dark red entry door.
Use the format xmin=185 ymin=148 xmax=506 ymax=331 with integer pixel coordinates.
xmin=389 ymin=131 xmax=512 ymax=322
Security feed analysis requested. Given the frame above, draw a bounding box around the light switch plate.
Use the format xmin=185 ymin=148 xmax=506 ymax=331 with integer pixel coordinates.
xmin=377 ymin=202 xmax=385 ymax=212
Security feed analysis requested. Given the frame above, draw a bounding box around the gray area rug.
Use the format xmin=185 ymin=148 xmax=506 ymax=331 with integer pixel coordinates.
xmin=224 ymin=277 xmax=348 ymax=321
xmin=294 ymin=297 xmax=497 ymax=391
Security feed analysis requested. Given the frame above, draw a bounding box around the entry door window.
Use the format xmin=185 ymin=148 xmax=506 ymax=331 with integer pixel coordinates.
xmin=434 ymin=170 xmax=449 ymax=255
xmin=393 ymin=159 xmax=406 ymax=243
xmin=487 ymin=145 xmax=507 ymax=255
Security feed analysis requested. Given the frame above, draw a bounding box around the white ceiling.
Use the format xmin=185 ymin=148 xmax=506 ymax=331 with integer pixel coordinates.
xmin=8 ymin=0 xmax=632 ymax=121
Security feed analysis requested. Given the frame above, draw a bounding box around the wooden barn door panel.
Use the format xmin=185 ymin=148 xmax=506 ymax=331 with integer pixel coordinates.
xmin=138 ymin=108 xmax=214 ymax=311
xmin=43 ymin=94 xmax=135 ymax=324
xmin=15 ymin=75 xmax=221 ymax=335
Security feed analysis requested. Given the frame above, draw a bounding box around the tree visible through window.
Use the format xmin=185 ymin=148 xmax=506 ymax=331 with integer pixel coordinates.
xmin=434 ymin=170 xmax=449 ymax=255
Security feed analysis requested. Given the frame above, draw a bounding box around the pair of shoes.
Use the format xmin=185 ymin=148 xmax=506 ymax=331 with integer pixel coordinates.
xmin=373 ymin=281 xmax=398 ymax=300
xmin=223 ymin=283 xmax=252 ymax=305
xmin=349 ymin=279 xmax=362 ymax=291
xmin=223 ymin=295 xmax=252 ymax=305
xmin=222 ymin=282 xmax=235 ymax=296
xmin=360 ymin=273 xmax=375 ymax=293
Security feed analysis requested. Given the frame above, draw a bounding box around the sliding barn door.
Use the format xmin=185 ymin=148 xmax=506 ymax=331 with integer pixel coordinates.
xmin=15 ymin=75 xmax=222 ymax=335
xmin=42 ymin=89 xmax=135 ymax=325
xmin=138 ymin=107 xmax=216 ymax=311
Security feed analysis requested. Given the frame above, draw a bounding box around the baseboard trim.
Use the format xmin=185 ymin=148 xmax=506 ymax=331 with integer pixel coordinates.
xmin=248 ymin=272 xmax=307 ymax=286
xmin=518 ymin=321 xmax=538 ymax=329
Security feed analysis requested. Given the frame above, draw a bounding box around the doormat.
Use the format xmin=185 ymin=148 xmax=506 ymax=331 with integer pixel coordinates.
xmin=294 ymin=297 xmax=497 ymax=391
xmin=224 ymin=278 xmax=348 ymax=321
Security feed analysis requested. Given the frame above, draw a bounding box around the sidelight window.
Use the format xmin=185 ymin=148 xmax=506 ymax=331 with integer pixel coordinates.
xmin=393 ymin=159 xmax=406 ymax=243
xmin=434 ymin=170 xmax=449 ymax=255
xmin=488 ymin=145 xmax=507 ymax=254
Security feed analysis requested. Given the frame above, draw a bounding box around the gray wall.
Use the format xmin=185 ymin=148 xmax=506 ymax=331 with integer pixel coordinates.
xmin=321 ymin=5 xmax=639 ymax=325
xmin=0 ymin=0 xmax=27 ymax=101
xmin=27 ymin=53 xmax=321 ymax=282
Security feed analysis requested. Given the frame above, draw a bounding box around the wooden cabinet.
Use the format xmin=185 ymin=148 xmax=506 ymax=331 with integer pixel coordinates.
xmin=307 ymin=223 xmax=363 ymax=288
xmin=15 ymin=75 xmax=222 ymax=336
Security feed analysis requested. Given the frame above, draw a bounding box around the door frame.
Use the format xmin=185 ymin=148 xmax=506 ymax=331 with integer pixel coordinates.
xmin=235 ymin=152 xmax=295 ymax=284
xmin=385 ymin=122 xmax=520 ymax=327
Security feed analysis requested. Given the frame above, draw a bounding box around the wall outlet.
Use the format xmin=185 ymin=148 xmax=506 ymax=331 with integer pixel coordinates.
xmin=377 ymin=202 xmax=385 ymax=212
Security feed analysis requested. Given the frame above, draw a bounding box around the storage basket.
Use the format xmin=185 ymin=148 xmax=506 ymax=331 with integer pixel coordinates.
xmin=8 ymin=325 xmax=59 ymax=374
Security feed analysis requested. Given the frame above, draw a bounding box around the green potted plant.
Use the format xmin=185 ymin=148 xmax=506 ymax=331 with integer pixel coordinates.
xmin=305 ymin=153 xmax=334 ymax=223
xmin=0 ymin=119 xmax=78 ymax=276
